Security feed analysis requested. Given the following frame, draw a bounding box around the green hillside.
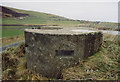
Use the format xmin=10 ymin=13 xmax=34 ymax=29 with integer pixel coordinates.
xmin=2 ymin=6 xmax=119 ymax=27
xmin=2 ymin=6 xmax=82 ymax=25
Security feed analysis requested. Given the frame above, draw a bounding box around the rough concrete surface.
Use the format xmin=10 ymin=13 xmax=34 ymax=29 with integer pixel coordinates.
xmin=24 ymin=27 xmax=103 ymax=78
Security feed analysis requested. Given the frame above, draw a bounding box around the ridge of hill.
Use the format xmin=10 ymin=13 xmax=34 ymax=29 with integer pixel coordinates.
xmin=1 ymin=6 xmax=29 ymax=17
xmin=1 ymin=6 xmax=118 ymax=28
xmin=1 ymin=6 xmax=82 ymax=25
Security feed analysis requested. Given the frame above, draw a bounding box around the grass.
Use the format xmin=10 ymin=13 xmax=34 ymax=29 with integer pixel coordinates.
xmin=2 ymin=34 xmax=119 ymax=80
xmin=2 ymin=6 xmax=80 ymax=25
xmin=62 ymin=34 xmax=119 ymax=80
xmin=2 ymin=29 xmax=23 ymax=38
xmin=1 ymin=26 xmax=26 ymax=47
xmin=2 ymin=43 xmax=49 ymax=80
xmin=1 ymin=35 xmax=24 ymax=47
xmin=2 ymin=6 xmax=118 ymax=29
xmin=2 ymin=16 xmax=82 ymax=27
xmin=1 ymin=26 xmax=33 ymax=38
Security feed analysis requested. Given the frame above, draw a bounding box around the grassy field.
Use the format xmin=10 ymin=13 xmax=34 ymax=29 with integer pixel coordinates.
xmin=2 ymin=6 xmax=81 ymax=25
xmin=1 ymin=35 xmax=24 ymax=47
xmin=2 ymin=6 xmax=118 ymax=28
xmin=2 ymin=34 xmax=119 ymax=80
xmin=1 ymin=26 xmax=33 ymax=38
xmin=2 ymin=29 xmax=23 ymax=38
xmin=1 ymin=26 xmax=26 ymax=46
xmin=1 ymin=26 xmax=28 ymax=46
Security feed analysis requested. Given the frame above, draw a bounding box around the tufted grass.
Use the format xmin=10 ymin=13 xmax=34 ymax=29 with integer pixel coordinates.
xmin=1 ymin=35 xmax=24 ymax=47
xmin=2 ymin=43 xmax=49 ymax=80
xmin=1 ymin=34 xmax=119 ymax=80
xmin=62 ymin=34 xmax=119 ymax=80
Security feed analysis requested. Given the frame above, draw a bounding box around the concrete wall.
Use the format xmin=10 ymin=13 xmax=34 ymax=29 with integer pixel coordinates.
xmin=25 ymin=31 xmax=102 ymax=78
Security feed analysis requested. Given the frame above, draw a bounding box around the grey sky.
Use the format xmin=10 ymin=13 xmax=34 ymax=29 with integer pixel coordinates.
xmin=1 ymin=1 xmax=119 ymax=23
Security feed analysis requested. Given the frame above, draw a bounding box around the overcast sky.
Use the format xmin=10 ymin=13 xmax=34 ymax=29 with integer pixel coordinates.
xmin=1 ymin=0 xmax=119 ymax=23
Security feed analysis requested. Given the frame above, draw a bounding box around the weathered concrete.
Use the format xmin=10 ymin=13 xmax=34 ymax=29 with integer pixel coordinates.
xmin=24 ymin=27 xmax=103 ymax=78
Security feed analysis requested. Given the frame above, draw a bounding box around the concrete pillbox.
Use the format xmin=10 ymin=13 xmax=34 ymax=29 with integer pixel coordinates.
xmin=24 ymin=27 xmax=103 ymax=78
